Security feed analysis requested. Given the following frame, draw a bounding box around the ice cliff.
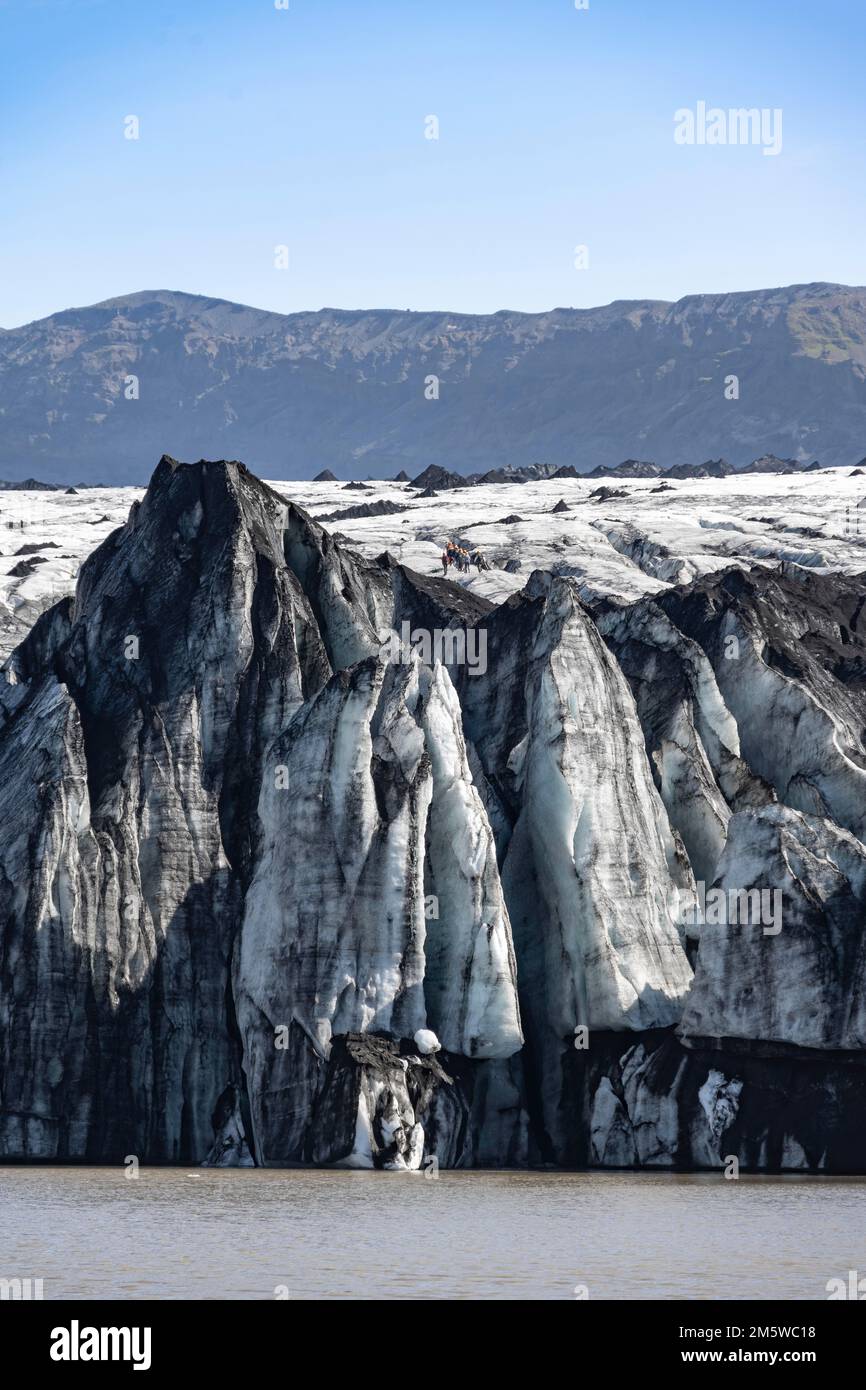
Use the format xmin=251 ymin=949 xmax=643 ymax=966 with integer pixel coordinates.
xmin=1 ymin=457 xmax=864 ymax=1171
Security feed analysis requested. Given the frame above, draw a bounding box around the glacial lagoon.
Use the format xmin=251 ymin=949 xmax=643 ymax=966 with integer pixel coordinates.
xmin=1 ymin=1167 xmax=863 ymax=1300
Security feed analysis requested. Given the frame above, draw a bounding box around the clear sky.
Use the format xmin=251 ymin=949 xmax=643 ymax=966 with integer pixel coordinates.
xmin=2 ymin=0 xmax=865 ymax=327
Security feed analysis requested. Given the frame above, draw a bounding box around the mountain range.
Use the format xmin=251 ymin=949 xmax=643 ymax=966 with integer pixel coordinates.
xmin=1 ymin=282 xmax=865 ymax=484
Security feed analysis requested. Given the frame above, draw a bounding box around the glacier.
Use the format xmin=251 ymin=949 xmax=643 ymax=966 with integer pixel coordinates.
xmin=0 ymin=454 xmax=865 ymax=1172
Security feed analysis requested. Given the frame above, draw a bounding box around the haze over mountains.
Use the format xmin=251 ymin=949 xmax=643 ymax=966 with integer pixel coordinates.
xmin=1 ymin=281 xmax=865 ymax=485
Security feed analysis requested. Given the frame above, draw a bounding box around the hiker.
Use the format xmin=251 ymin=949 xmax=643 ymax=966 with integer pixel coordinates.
xmin=441 ymin=550 xmax=449 ymax=576
xmin=472 ymin=549 xmax=484 ymax=572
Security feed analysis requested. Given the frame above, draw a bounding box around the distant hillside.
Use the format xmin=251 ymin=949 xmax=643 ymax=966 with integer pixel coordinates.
xmin=0 ymin=283 xmax=864 ymax=483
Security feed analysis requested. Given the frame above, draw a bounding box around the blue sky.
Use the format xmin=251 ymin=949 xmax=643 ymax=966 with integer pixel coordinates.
xmin=1 ymin=0 xmax=865 ymax=326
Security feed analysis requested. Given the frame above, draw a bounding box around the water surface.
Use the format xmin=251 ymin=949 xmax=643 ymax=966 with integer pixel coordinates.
xmin=1 ymin=1167 xmax=863 ymax=1299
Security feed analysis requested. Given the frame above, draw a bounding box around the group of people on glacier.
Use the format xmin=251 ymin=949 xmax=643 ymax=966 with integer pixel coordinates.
xmin=441 ymin=539 xmax=489 ymax=577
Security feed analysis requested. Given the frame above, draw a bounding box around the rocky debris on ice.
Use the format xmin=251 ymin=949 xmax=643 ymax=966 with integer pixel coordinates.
xmin=306 ymin=1033 xmax=459 ymax=1170
xmin=698 ymin=1069 xmax=743 ymax=1139
xmin=202 ymin=1085 xmax=255 ymax=1167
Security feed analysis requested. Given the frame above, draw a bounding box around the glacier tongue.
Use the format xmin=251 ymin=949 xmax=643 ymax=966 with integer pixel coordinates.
xmin=2 ymin=457 xmax=866 ymax=1172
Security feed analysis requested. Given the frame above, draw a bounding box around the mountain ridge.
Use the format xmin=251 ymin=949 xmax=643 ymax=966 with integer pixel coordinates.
xmin=1 ymin=281 xmax=864 ymax=482
xmin=8 ymin=279 xmax=852 ymax=330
